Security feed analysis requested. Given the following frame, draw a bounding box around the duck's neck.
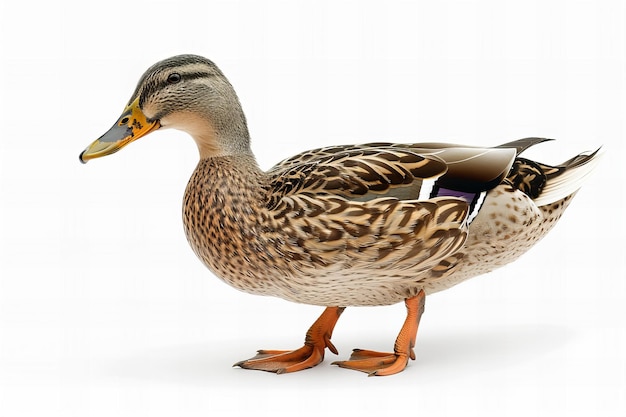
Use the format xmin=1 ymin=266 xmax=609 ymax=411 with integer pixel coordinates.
xmin=159 ymin=92 xmax=250 ymax=159
xmin=200 ymin=126 xmax=252 ymax=160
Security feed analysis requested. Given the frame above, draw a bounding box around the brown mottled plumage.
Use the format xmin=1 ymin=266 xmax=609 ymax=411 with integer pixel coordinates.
xmin=80 ymin=55 xmax=601 ymax=376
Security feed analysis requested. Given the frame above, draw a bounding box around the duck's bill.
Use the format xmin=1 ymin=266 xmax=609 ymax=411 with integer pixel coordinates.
xmin=79 ymin=97 xmax=160 ymax=164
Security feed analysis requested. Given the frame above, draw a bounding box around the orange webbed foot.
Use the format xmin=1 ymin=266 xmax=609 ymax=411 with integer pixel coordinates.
xmin=332 ymin=291 xmax=425 ymax=376
xmin=234 ymin=346 xmax=326 ymax=374
xmin=332 ymin=349 xmax=411 ymax=376
xmin=234 ymin=306 xmax=344 ymax=374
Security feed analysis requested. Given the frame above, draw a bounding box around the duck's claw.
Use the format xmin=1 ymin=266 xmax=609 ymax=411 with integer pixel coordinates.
xmin=234 ymin=345 xmax=325 ymax=374
xmin=234 ymin=306 xmax=345 ymax=374
xmin=332 ymin=349 xmax=411 ymax=376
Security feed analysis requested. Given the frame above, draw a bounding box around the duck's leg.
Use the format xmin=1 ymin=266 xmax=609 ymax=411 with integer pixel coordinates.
xmin=332 ymin=290 xmax=425 ymax=376
xmin=234 ymin=306 xmax=345 ymax=374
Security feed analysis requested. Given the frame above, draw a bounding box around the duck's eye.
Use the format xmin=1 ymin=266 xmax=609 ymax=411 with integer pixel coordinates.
xmin=167 ymin=73 xmax=181 ymax=84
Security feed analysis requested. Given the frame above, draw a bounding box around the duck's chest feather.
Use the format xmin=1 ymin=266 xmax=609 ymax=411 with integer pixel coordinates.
xmin=182 ymin=156 xmax=290 ymax=296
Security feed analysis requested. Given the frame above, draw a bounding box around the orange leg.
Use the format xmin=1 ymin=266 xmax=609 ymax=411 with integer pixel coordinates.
xmin=332 ymin=290 xmax=425 ymax=376
xmin=234 ymin=306 xmax=345 ymax=374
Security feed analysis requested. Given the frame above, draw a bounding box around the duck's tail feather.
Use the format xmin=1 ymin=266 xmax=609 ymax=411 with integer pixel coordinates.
xmin=532 ymin=147 xmax=603 ymax=207
xmin=499 ymin=138 xmax=602 ymax=207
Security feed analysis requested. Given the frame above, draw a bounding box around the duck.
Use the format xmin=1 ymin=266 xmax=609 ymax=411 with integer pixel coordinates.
xmin=80 ymin=54 xmax=601 ymax=376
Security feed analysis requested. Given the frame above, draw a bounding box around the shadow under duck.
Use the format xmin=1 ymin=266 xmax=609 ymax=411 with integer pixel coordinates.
xmin=80 ymin=55 xmax=601 ymax=376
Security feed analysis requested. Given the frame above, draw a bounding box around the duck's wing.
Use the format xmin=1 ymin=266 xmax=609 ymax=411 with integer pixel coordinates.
xmin=265 ymin=147 xmax=470 ymax=272
xmin=267 ymin=147 xmax=448 ymax=206
xmin=271 ymin=142 xmax=518 ymax=196
xmin=495 ymin=137 xmax=554 ymax=154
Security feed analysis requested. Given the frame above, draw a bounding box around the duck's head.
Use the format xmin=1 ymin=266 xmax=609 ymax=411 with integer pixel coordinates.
xmin=80 ymin=54 xmax=250 ymax=163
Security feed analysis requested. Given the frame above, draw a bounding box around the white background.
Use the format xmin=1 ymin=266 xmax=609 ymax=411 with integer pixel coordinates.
xmin=1 ymin=1 xmax=624 ymax=416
